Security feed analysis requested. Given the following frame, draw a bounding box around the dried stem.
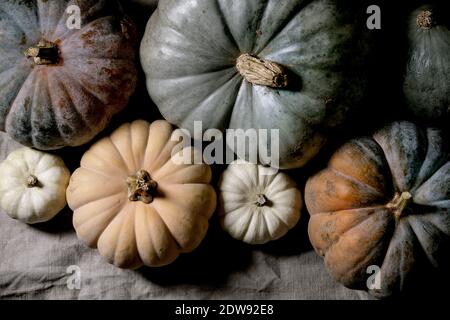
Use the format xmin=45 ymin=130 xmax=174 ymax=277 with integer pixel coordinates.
xmin=127 ymin=170 xmax=158 ymax=204
xmin=24 ymin=39 xmax=59 ymax=65
xmin=236 ymin=53 xmax=288 ymax=88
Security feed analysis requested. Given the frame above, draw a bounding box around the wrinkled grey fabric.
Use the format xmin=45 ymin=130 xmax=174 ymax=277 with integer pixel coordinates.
xmin=0 ymin=0 xmax=368 ymax=300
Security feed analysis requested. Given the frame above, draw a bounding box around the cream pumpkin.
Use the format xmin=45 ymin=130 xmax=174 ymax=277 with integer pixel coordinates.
xmin=0 ymin=147 xmax=70 ymax=224
xmin=218 ymin=161 xmax=302 ymax=244
xmin=66 ymin=120 xmax=217 ymax=269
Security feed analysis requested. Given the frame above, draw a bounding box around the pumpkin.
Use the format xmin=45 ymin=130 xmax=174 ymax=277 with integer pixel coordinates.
xmin=0 ymin=147 xmax=70 ymax=224
xmin=66 ymin=120 xmax=217 ymax=269
xmin=305 ymin=121 xmax=450 ymax=298
xmin=404 ymin=4 xmax=449 ymax=123
xmin=140 ymin=0 xmax=370 ymax=169
xmin=0 ymin=0 xmax=137 ymax=150
xmin=218 ymin=161 xmax=302 ymax=244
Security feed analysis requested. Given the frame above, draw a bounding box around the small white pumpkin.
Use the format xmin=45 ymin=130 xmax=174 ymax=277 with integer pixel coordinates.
xmin=218 ymin=161 xmax=302 ymax=244
xmin=0 ymin=147 xmax=70 ymax=224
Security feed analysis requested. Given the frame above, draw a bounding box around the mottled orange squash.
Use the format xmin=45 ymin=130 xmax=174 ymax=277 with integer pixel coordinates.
xmin=305 ymin=121 xmax=450 ymax=298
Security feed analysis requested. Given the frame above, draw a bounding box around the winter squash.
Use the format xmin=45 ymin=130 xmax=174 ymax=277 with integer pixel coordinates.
xmin=306 ymin=121 xmax=450 ymax=297
xmin=0 ymin=0 xmax=137 ymax=150
xmin=218 ymin=161 xmax=302 ymax=244
xmin=66 ymin=120 xmax=217 ymax=269
xmin=404 ymin=4 xmax=449 ymax=123
xmin=140 ymin=0 xmax=370 ymax=169
xmin=305 ymin=121 xmax=450 ymax=298
xmin=0 ymin=147 xmax=70 ymax=224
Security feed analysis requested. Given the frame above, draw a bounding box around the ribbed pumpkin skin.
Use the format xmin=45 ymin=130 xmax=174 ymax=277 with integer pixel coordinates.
xmin=140 ymin=0 xmax=370 ymax=169
xmin=67 ymin=120 xmax=217 ymax=269
xmin=305 ymin=121 xmax=450 ymax=298
xmin=0 ymin=147 xmax=70 ymax=224
xmin=0 ymin=0 xmax=137 ymax=150
xmin=404 ymin=4 xmax=449 ymax=123
xmin=218 ymin=160 xmax=302 ymax=245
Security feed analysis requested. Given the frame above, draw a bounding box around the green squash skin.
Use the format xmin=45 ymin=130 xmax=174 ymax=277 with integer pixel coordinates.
xmin=0 ymin=0 xmax=138 ymax=150
xmin=404 ymin=4 xmax=450 ymax=123
xmin=370 ymin=122 xmax=450 ymax=298
xmin=140 ymin=0 xmax=372 ymax=169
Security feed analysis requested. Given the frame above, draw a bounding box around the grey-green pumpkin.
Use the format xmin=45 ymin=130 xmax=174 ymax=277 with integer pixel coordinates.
xmin=0 ymin=0 xmax=137 ymax=150
xmin=404 ymin=4 xmax=449 ymax=123
xmin=306 ymin=121 xmax=450 ymax=298
xmin=140 ymin=0 xmax=371 ymax=169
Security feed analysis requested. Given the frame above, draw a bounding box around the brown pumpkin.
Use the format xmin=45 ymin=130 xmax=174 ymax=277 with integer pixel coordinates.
xmin=305 ymin=121 xmax=450 ymax=298
xmin=0 ymin=0 xmax=137 ymax=150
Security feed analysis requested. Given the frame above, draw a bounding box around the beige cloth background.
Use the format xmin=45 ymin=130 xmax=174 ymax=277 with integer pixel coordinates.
xmin=0 ymin=0 xmax=369 ymax=300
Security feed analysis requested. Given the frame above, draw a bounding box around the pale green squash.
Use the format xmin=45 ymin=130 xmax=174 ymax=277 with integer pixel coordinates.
xmin=404 ymin=4 xmax=449 ymax=123
xmin=140 ymin=0 xmax=371 ymax=169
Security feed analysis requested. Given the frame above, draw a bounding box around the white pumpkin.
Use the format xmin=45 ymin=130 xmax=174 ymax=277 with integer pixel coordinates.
xmin=218 ymin=161 xmax=302 ymax=244
xmin=0 ymin=147 xmax=70 ymax=224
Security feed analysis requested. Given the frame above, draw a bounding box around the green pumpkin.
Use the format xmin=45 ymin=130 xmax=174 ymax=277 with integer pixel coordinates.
xmin=140 ymin=0 xmax=371 ymax=169
xmin=306 ymin=121 xmax=450 ymax=298
xmin=404 ymin=4 xmax=449 ymax=123
xmin=0 ymin=0 xmax=137 ymax=150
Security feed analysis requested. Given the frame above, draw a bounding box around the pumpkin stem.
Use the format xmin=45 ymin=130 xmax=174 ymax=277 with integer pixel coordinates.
xmin=127 ymin=170 xmax=158 ymax=204
xmin=24 ymin=39 xmax=59 ymax=65
xmin=254 ymin=194 xmax=268 ymax=207
xmin=236 ymin=53 xmax=288 ymax=88
xmin=417 ymin=10 xmax=435 ymax=30
xmin=387 ymin=192 xmax=413 ymax=220
xmin=26 ymin=175 xmax=39 ymax=188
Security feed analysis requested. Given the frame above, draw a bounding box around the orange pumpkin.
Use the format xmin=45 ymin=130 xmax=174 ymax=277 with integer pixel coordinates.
xmin=305 ymin=121 xmax=450 ymax=298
